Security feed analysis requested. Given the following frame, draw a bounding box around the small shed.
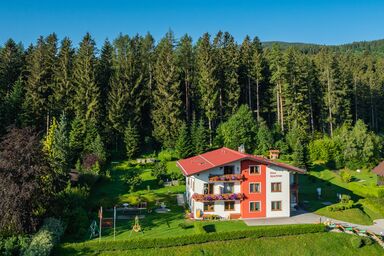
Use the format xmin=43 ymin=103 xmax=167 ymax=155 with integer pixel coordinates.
xmin=269 ymin=150 xmax=280 ymax=160
xmin=372 ymin=161 xmax=384 ymax=186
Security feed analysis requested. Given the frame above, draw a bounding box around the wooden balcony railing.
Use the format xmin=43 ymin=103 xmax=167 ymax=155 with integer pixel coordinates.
xmin=209 ymin=174 xmax=243 ymax=182
xmin=192 ymin=193 xmax=245 ymax=202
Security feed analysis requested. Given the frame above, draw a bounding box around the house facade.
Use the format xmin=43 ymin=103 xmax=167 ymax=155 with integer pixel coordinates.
xmin=177 ymin=147 xmax=305 ymax=219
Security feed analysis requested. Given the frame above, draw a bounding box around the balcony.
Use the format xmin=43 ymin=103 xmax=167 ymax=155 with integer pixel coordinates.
xmin=209 ymin=174 xmax=243 ymax=182
xmin=192 ymin=193 xmax=245 ymax=202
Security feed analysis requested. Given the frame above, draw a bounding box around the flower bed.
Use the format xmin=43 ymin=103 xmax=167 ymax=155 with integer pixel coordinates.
xmin=192 ymin=193 xmax=245 ymax=202
xmin=209 ymin=174 xmax=243 ymax=182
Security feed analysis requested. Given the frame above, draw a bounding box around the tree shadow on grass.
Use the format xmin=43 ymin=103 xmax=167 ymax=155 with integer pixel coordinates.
xmin=298 ymin=172 xmax=363 ymax=213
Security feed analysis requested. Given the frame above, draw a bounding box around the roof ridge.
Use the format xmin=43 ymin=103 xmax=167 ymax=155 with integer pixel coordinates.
xmin=222 ymin=147 xmax=248 ymax=157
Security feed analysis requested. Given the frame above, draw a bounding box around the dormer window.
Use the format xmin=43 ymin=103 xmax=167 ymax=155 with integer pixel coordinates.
xmin=224 ymin=166 xmax=234 ymax=175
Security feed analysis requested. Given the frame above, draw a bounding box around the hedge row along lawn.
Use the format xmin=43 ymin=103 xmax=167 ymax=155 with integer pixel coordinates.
xmin=96 ymin=232 xmax=383 ymax=256
xmin=55 ymin=224 xmax=325 ymax=255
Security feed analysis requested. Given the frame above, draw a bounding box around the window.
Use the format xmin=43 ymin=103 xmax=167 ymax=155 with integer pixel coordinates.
xmin=271 ymin=201 xmax=282 ymax=211
xmin=224 ymin=201 xmax=235 ymax=211
xmin=249 ymin=165 xmax=261 ymax=175
xmin=249 ymin=182 xmax=261 ymax=193
xmin=204 ymin=202 xmax=215 ymax=212
xmin=204 ymin=183 xmax=214 ymax=194
xmin=250 ymin=201 xmax=261 ymax=212
xmin=224 ymin=166 xmax=234 ymax=175
xmin=223 ymin=182 xmax=234 ymax=193
xmin=271 ymin=182 xmax=282 ymax=192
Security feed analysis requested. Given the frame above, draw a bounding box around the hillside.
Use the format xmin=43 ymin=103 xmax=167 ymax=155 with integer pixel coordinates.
xmin=263 ymin=39 xmax=384 ymax=56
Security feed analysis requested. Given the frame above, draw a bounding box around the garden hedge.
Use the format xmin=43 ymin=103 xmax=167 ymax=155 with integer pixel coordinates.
xmin=57 ymin=224 xmax=325 ymax=253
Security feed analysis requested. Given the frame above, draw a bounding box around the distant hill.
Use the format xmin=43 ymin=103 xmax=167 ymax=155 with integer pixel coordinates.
xmin=262 ymin=39 xmax=384 ymax=56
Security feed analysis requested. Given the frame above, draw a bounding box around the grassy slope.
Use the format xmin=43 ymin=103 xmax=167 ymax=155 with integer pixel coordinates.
xmin=299 ymin=163 xmax=384 ymax=225
xmin=93 ymin=233 xmax=383 ymax=256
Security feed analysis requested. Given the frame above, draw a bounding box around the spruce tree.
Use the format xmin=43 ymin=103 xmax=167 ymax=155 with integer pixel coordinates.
xmin=196 ymin=33 xmax=219 ymax=145
xmin=72 ymin=33 xmax=99 ymax=122
xmin=52 ymin=113 xmax=70 ymax=175
xmin=194 ymin=118 xmax=209 ymax=154
xmin=124 ymin=121 xmax=140 ymax=160
xmin=0 ymin=39 xmax=23 ymax=98
xmin=53 ymin=37 xmax=74 ymax=115
xmin=239 ymin=35 xmax=254 ymax=107
xmin=251 ymin=37 xmax=265 ymax=121
xmin=176 ymin=34 xmax=194 ymax=121
xmin=69 ymin=116 xmax=85 ymax=162
xmin=152 ymin=31 xmax=183 ymax=148
xmin=175 ymin=122 xmax=192 ymax=159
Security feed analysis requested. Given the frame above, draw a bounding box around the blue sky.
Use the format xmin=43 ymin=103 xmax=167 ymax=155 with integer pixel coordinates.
xmin=1 ymin=0 xmax=383 ymax=47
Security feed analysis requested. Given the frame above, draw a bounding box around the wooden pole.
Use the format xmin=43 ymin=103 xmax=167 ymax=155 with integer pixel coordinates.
xmin=99 ymin=206 xmax=102 ymax=242
xmin=113 ymin=206 xmax=116 ymax=241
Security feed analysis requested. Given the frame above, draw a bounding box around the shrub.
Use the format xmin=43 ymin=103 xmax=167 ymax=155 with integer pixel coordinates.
xmin=361 ymin=236 xmax=373 ymax=246
xmin=340 ymin=194 xmax=351 ymax=203
xmin=327 ymin=200 xmax=354 ymax=212
xmin=340 ymin=170 xmax=352 ymax=183
xmin=57 ymin=224 xmax=325 ymax=252
xmin=152 ymin=162 xmax=168 ymax=181
xmin=24 ymin=218 xmax=64 ymax=256
xmin=194 ymin=222 xmax=206 ymax=234
xmin=350 ymin=236 xmax=363 ymax=248
xmin=178 ymin=222 xmax=193 ymax=229
xmin=122 ymin=170 xmax=143 ymax=192
xmin=64 ymin=207 xmax=89 ymax=240
xmin=158 ymin=149 xmax=176 ymax=162
xmin=0 ymin=235 xmax=30 ymax=256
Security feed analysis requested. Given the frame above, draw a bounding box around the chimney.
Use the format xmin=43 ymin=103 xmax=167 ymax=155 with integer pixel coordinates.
xmin=238 ymin=144 xmax=245 ymax=153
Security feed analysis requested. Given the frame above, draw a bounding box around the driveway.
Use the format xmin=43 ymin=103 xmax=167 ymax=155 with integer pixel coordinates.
xmin=243 ymin=210 xmax=384 ymax=235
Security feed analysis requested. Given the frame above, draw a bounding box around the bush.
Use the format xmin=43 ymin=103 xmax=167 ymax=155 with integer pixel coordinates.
xmin=350 ymin=236 xmax=363 ymax=248
xmin=57 ymin=224 xmax=325 ymax=253
xmin=178 ymin=222 xmax=193 ymax=229
xmin=0 ymin=235 xmax=30 ymax=256
xmin=340 ymin=170 xmax=352 ymax=183
xmin=194 ymin=222 xmax=206 ymax=234
xmin=340 ymin=194 xmax=351 ymax=203
xmin=121 ymin=168 xmax=143 ymax=192
xmin=361 ymin=236 xmax=373 ymax=246
xmin=64 ymin=207 xmax=89 ymax=240
xmin=152 ymin=162 xmax=168 ymax=181
xmin=327 ymin=200 xmax=354 ymax=212
xmin=24 ymin=218 xmax=64 ymax=256
xmin=158 ymin=149 xmax=176 ymax=162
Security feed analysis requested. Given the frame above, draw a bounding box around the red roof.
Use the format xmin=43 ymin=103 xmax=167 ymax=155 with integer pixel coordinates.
xmin=177 ymin=147 xmax=306 ymax=176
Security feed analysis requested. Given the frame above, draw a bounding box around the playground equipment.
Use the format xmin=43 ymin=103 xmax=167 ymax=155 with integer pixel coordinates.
xmin=89 ymin=220 xmax=99 ymax=239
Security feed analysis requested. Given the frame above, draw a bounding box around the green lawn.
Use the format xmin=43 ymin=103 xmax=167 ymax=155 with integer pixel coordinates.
xmin=75 ymin=233 xmax=383 ymax=256
xmin=299 ymin=163 xmax=384 ymax=225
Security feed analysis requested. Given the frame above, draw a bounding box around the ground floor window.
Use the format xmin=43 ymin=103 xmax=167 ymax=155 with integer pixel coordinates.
xmin=249 ymin=201 xmax=261 ymax=212
xmin=224 ymin=201 xmax=235 ymax=211
xmin=204 ymin=202 xmax=215 ymax=212
xmin=271 ymin=201 xmax=282 ymax=211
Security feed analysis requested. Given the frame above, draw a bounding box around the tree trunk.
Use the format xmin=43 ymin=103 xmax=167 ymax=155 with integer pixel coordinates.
xmin=353 ymin=76 xmax=358 ymax=123
xmin=256 ymin=78 xmax=260 ymax=122
xmin=208 ymin=118 xmax=212 ymax=146
xmin=279 ymin=82 xmax=284 ymax=131
xmin=248 ymin=76 xmax=252 ymax=110
xmin=219 ymin=87 xmax=223 ymax=123
xmin=276 ymin=85 xmax=280 ymax=129
xmin=185 ymin=78 xmax=190 ymax=122
xmin=327 ymin=69 xmax=333 ymax=137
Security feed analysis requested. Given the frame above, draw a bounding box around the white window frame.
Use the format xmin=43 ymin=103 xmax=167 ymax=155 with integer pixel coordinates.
xmin=249 ymin=182 xmax=261 ymax=193
xmin=249 ymin=201 xmax=261 ymax=212
xmin=249 ymin=165 xmax=261 ymax=175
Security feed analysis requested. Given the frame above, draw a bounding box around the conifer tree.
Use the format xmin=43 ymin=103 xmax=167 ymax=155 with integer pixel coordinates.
xmin=152 ymin=32 xmax=183 ymax=148
xmin=193 ymin=118 xmax=209 ymax=154
xmin=251 ymin=37 xmax=265 ymax=121
xmin=43 ymin=117 xmax=58 ymax=157
xmin=69 ymin=116 xmax=85 ymax=162
xmin=72 ymin=33 xmax=99 ymax=122
xmin=177 ymin=34 xmax=194 ymax=121
xmin=196 ymin=33 xmax=219 ymax=145
xmin=175 ymin=122 xmax=192 ymax=159
xmin=124 ymin=121 xmax=140 ymax=160
xmin=0 ymin=39 xmax=23 ymax=97
xmin=239 ymin=35 xmax=254 ymax=107
xmin=53 ymin=37 xmax=74 ymax=114
xmin=52 ymin=113 xmax=70 ymax=175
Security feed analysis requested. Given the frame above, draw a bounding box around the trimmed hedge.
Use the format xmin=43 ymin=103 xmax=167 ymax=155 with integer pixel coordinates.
xmin=58 ymin=224 xmax=325 ymax=253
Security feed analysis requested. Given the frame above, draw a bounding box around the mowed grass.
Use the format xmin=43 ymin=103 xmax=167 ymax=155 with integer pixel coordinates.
xmin=299 ymin=163 xmax=384 ymax=225
xmin=89 ymin=233 xmax=382 ymax=256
